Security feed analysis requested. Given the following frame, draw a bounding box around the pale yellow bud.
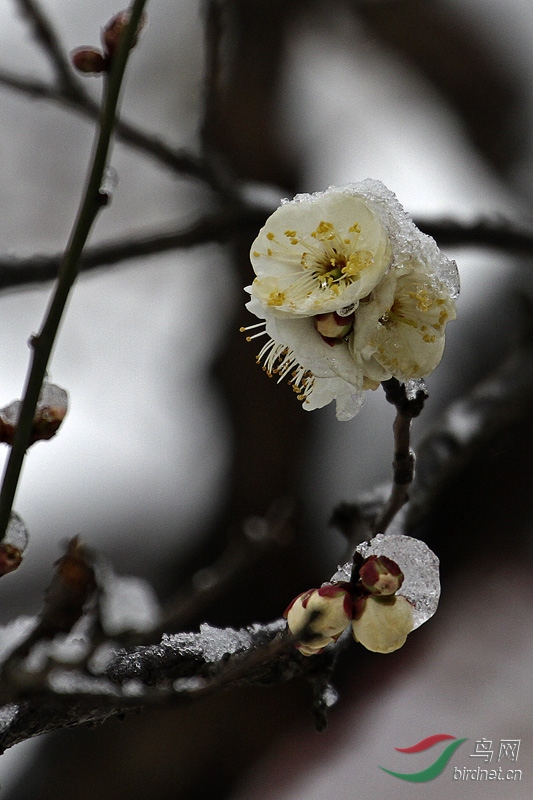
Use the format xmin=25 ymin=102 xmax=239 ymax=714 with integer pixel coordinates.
xmin=351 ymin=595 xmax=413 ymax=653
xmin=284 ymin=585 xmax=352 ymax=656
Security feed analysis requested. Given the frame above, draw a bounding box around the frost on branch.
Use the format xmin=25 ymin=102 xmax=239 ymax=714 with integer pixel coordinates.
xmin=0 ymin=382 xmax=68 ymax=447
xmin=0 ymin=617 xmax=36 ymax=664
xmin=107 ymin=620 xmax=288 ymax=686
xmin=243 ymin=181 xmax=458 ymax=420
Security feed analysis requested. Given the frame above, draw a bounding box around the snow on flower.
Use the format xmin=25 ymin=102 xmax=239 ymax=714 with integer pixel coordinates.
xmin=243 ymin=180 xmax=459 ymax=420
xmin=286 ymin=535 xmax=440 ymax=656
xmin=332 ymin=534 xmax=441 ymax=630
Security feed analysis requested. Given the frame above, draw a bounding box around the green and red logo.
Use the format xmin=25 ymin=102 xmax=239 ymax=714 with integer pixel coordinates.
xmin=380 ymin=734 xmax=467 ymax=782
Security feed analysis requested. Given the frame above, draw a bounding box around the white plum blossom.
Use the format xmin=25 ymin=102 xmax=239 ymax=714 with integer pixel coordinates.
xmin=250 ymin=191 xmax=392 ymax=316
xmin=243 ymin=180 xmax=459 ymax=420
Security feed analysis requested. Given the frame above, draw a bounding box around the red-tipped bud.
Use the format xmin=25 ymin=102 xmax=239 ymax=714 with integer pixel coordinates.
xmin=70 ymin=47 xmax=107 ymax=75
xmin=359 ymin=555 xmax=404 ymax=596
xmin=0 ymin=383 xmax=68 ymax=447
xmin=314 ymin=312 xmax=355 ymax=346
xmin=0 ymin=512 xmax=29 ymax=578
xmin=0 ymin=544 xmax=23 ymax=576
xmin=31 ymin=384 xmax=69 ymax=444
xmin=102 ymin=10 xmax=146 ymax=58
xmin=284 ymin=584 xmax=352 ymax=656
xmin=0 ymin=400 xmax=17 ymax=446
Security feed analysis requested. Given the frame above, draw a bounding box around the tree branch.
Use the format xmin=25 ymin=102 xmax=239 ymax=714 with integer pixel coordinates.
xmin=3 ymin=2 xmax=231 ymax=191
xmin=0 ymin=617 xmax=302 ymax=753
xmin=416 ymin=217 xmax=533 ymax=254
xmin=14 ymin=0 xmax=86 ymax=98
xmin=0 ymin=63 xmax=221 ymax=185
xmin=371 ymin=379 xmax=427 ymax=536
xmin=2 ymin=211 xmax=532 ymax=294
xmin=0 ymin=208 xmax=269 ymax=292
xmin=0 ymin=0 xmax=148 ymax=542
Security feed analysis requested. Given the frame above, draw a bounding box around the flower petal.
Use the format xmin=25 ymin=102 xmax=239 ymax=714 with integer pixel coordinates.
xmin=351 ymin=595 xmax=413 ymax=653
xmin=246 ymin=303 xmax=366 ymax=419
xmin=352 ymin=268 xmax=456 ymax=380
xmin=250 ymin=191 xmax=392 ymax=316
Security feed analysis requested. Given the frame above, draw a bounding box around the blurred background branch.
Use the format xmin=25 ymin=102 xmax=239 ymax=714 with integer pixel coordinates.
xmin=3 ymin=214 xmax=533 ymax=293
xmin=0 ymin=0 xmax=533 ymax=798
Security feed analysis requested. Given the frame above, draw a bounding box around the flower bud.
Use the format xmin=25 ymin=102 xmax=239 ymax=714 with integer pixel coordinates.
xmin=0 ymin=543 xmax=23 ymax=576
xmin=352 ymin=595 xmax=414 ymax=653
xmin=0 ymin=512 xmax=29 ymax=578
xmin=70 ymin=47 xmax=107 ymax=75
xmin=359 ymin=555 xmax=404 ymax=596
xmin=0 ymin=384 xmax=68 ymax=447
xmin=284 ymin=584 xmax=352 ymax=656
xmin=314 ymin=312 xmax=355 ymax=346
xmin=102 ymin=10 xmax=146 ymax=58
xmin=31 ymin=401 xmax=68 ymax=444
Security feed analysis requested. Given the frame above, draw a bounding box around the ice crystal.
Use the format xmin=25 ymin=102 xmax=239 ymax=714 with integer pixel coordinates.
xmin=403 ymin=378 xmax=427 ymax=401
xmin=322 ymin=684 xmax=339 ymax=708
xmin=4 ymin=512 xmax=29 ymax=551
xmin=332 ymin=534 xmax=440 ymax=628
xmin=164 ymin=623 xmax=255 ymax=664
xmin=38 ymin=382 xmax=68 ymax=411
xmin=173 ymin=676 xmax=206 ymax=692
xmin=357 ymin=534 xmax=439 ymax=628
xmin=108 ymin=620 xmax=288 ymax=686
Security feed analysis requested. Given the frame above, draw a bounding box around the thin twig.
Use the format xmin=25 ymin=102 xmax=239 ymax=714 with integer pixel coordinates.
xmin=0 ymin=70 xmax=71 ymax=99
xmin=4 ymin=1 xmax=230 ymax=191
xmin=415 ymin=217 xmax=533 ymax=254
xmin=0 ymin=0 xmax=148 ymax=542
xmin=0 ymin=65 xmax=219 ymax=185
xmin=14 ymin=0 xmax=86 ymax=98
xmin=371 ymin=379 xmax=428 ymax=535
xmin=0 ymin=207 xmax=269 ymax=292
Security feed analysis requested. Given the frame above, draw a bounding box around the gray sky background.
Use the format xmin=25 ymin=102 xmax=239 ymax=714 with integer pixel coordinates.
xmin=0 ymin=0 xmax=532 ymax=795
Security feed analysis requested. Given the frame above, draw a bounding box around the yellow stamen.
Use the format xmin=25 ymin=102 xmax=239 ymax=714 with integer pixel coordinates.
xmin=311 ymin=221 xmax=335 ymax=240
xmin=267 ymin=291 xmax=286 ymax=306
